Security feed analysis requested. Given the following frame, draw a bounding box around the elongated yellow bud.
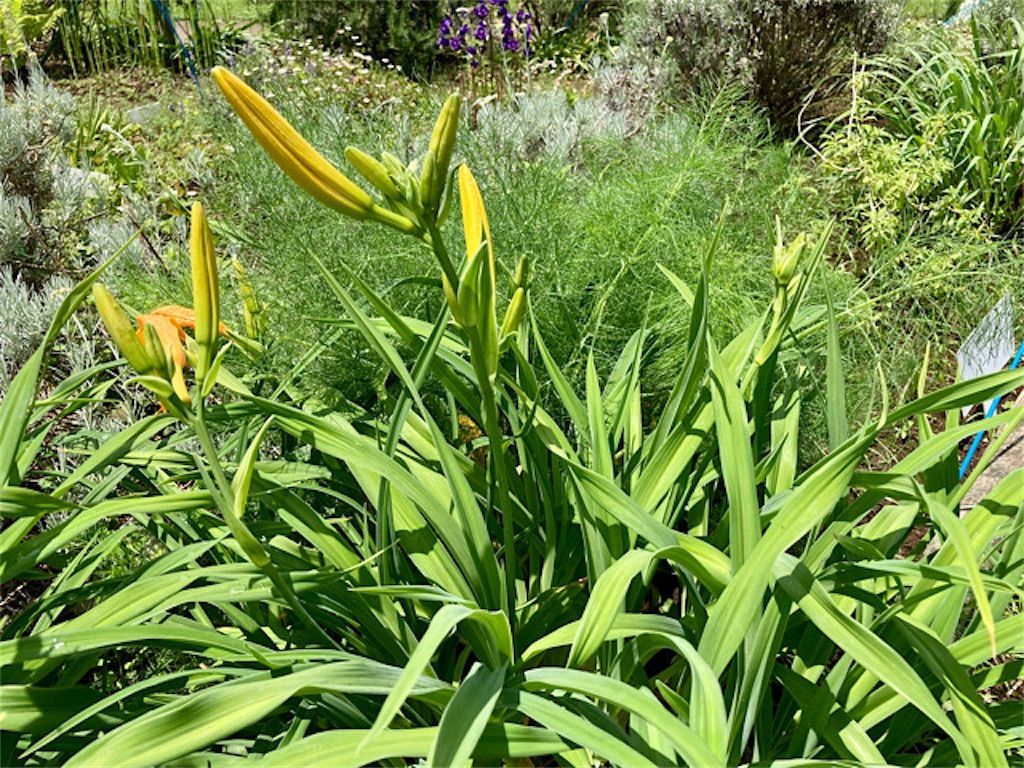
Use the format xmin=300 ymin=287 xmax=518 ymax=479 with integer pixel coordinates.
xmin=427 ymin=94 xmax=460 ymax=212
xmin=458 ymin=165 xmax=498 ymax=377
xmin=459 ymin=164 xmax=490 ymax=266
xmin=189 ymin=202 xmax=219 ymax=382
xmin=211 ymin=67 xmax=374 ymax=219
xmin=345 ymin=146 xmax=400 ymax=199
xmin=93 ymin=284 xmax=153 ymax=375
xmin=501 ymin=256 xmax=530 ymax=339
xmin=500 ymin=286 xmax=526 ymax=340
xmin=419 ymin=149 xmax=437 ymax=211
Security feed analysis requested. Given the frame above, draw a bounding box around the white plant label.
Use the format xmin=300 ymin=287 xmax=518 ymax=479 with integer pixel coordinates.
xmin=957 ymin=293 xmax=1016 ymax=416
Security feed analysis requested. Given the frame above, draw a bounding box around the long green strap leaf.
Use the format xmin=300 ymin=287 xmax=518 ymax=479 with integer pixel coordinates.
xmin=427 ymin=662 xmax=507 ymax=768
xmin=515 ymin=690 xmax=659 ymax=768
xmin=65 ymin=661 xmax=450 ymax=768
xmin=708 ymin=338 xmax=761 ymax=565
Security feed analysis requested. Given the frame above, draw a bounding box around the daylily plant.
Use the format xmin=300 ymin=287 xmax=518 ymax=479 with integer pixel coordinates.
xmin=6 ymin=65 xmax=1018 ymax=768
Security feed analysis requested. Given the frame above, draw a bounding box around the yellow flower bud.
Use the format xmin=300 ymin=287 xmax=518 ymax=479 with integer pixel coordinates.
xmin=189 ymin=202 xmax=219 ymax=382
xmin=419 ymin=149 xmax=437 ymax=212
xmin=458 ymin=165 xmax=498 ymax=377
xmin=345 ymin=146 xmax=400 ymax=200
xmin=421 ymin=94 xmax=458 ymax=214
xmin=459 ymin=164 xmax=491 ymax=266
xmin=211 ymin=66 xmax=373 ymax=220
xmin=426 ymin=93 xmax=460 ymax=212
xmin=500 ymin=286 xmax=526 ymax=340
xmin=92 ymin=284 xmax=154 ymax=375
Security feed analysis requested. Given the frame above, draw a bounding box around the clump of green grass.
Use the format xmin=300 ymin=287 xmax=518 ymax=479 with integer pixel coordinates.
xmin=814 ymin=18 xmax=1024 ymax=435
xmin=869 ymin=19 xmax=1024 ymax=234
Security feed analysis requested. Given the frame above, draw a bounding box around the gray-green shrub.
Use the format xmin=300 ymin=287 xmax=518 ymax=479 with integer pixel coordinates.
xmin=620 ymin=0 xmax=899 ymax=128
xmin=0 ymin=66 xmax=183 ymax=393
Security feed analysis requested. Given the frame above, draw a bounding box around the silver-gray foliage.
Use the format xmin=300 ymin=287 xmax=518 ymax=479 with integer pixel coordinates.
xmin=474 ymin=88 xmax=628 ymax=164
xmin=0 ymin=65 xmax=137 ymax=397
xmin=0 ymin=266 xmax=70 ymax=385
xmin=0 ymin=62 xmax=103 ymax=274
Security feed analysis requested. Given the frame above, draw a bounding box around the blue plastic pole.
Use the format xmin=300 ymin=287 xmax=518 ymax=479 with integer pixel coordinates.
xmin=150 ymin=0 xmax=203 ymax=94
xmin=562 ymin=0 xmax=591 ymax=30
xmin=959 ymin=338 xmax=1024 ymax=479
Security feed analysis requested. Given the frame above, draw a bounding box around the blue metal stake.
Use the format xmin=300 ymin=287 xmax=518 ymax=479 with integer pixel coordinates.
xmin=959 ymin=338 xmax=1024 ymax=479
xmin=151 ymin=0 xmax=203 ymax=95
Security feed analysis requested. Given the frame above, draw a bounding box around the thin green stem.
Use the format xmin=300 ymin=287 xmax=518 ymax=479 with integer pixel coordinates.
xmin=426 ymin=217 xmax=518 ymax=639
xmin=470 ymin=334 xmax=517 ymax=640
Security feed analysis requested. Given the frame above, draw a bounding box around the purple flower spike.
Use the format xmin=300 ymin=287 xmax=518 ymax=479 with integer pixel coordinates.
xmin=475 ymin=22 xmax=488 ymax=40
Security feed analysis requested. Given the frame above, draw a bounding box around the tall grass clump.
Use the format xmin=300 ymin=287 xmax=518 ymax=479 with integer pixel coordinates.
xmin=867 ymin=19 xmax=1024 ymax=234
xmin=56 ymin=0 xmax=241 ymax=74
xmin=816 ymin=18 xmax=1024 ymax=410
xmin=1 ymin=70 xmax=1022 ymax=767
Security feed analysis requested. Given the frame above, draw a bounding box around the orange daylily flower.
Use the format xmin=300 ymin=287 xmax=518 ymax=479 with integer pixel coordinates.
xmin=135 ymin=305 xmax=229 ymax=403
